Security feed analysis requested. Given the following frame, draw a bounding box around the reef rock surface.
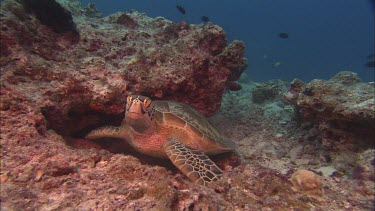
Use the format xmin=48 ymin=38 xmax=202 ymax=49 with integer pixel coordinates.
xmin=285 ymin=71 xmax=374 ymax=151
xmin=285 ymin=72 xmax=374 ymax=123
xmin=1 ymin=0 xmax=246 ymax=139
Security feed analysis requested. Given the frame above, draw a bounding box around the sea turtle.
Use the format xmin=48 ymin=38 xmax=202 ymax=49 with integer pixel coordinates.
xmin=86 ymin=95 xmax=236 ymax=185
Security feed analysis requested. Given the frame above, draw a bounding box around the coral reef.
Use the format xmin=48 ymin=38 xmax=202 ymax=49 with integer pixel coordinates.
xmin=284 ymin=71 xmax=374 ymax=150
xmin=0 ymin=0 xmax=246 ymax=138
xmin=1 ymin=0 xmax=374 ymax=209
xmin=251 ymin=80 xmax=289 ymax=104
xmin=284 ymin=72 xmax=374 ymax=125
xmin=21 ymin=0 xmax=78 ymax=34
xmin=213 ymin=80 xmax=374 ymax=210
xmin=283 ymin=72 xmax=374 ymax=184
xmin=1 ymin=76 xmax=374 ymax=210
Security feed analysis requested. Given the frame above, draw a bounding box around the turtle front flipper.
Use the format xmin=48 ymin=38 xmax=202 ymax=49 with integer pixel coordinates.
xmin=164 ymin=139 xmax=223 ymax=186
xmin=86 ymin=126 xmax=129 ymax=140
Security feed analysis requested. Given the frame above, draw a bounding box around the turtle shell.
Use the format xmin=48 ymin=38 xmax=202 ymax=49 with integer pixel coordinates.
xmin=153 ymin=100 xmax=235 ymax=152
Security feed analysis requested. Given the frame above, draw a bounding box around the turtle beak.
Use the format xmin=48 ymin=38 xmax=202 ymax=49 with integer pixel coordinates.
xmin=126 ymin=96 xmax=152 ymax=120
xmin=128 ymin=100 xmax=142 ymax=113
xmin=127 ymin=102 xmax=144 ymax=118
xmin=125 ymin=97 xmax=153 ymax=132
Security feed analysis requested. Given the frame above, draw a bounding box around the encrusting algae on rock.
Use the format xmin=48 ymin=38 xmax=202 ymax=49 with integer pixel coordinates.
xmin=290 ymin=169 xmax=324 ymax=197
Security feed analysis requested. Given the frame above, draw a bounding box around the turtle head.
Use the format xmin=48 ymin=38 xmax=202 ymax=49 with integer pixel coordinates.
xmin=125 ymin=95 xmax=155 ymax=133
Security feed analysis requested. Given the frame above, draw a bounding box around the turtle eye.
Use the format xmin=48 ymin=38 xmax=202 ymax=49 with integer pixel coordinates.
xmin=143 ymin=98 xmax=151 ymax=109
xmin=126 ymin=96 xmax=133 ymax=110
xmin=127 ymin=96 xmax=133 ymax=105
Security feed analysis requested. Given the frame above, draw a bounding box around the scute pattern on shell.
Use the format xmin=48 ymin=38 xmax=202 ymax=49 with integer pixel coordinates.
xmin=154 ymin=100 xmax=233 ymax=148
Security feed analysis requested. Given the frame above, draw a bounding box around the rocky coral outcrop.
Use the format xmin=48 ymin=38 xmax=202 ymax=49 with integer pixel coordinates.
xmin=22 ymin=0 xmax=79 ymax=34
xmin=0 ymin=0 xmax=245 ymax=138
xmin=285 ymin=72 xmax=374 ymax=122
xmin=284 ymin=71 xmax=375 ymax=184
xmin=213 ymin=80 xmax=374 ymax=210
xmin=284 ymin=72 xmax=374 ymax=147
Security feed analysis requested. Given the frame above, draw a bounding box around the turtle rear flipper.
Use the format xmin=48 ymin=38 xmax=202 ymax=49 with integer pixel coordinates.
xmin=164 ymin=139 xmax=223 ymax=186
xmin=86 ymin=126 xmax=130 ymax=140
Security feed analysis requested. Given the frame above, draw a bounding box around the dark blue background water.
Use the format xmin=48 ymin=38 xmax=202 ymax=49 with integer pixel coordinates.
xmin=79 ymin=0 xmax=375 ymax=82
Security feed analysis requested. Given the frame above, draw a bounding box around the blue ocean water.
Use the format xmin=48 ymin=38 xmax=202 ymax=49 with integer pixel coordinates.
xmin=79 ymin=0 xmax=375 ymax=82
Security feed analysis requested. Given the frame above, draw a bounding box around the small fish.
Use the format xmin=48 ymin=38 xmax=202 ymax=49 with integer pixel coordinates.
xmin=201 ymin=16 xmax=209 ymax=22
xmin=176 ymin=5 xmax=186 ymax=15
xmin=278 ymin=33 xmax=289 ymax=39
xmin=365 ymin=60 xmax=375 ymax=67
xmin=367 ymin=54 xmax=375 ymax=59
xmin=273 ymin=61 xmax=281 ymax=67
